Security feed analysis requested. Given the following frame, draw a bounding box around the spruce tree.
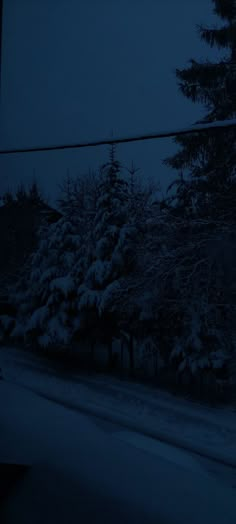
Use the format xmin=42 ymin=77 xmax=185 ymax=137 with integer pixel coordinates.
xmin=10 ymin=212 xmax=82 ymax=350
xmin=78 ymin=145 xmax=135 ymax=367
xmin=28 ymin=181 xmax=43 ymax=205
xmin=164 ymin=0 xmax=236 ymax=219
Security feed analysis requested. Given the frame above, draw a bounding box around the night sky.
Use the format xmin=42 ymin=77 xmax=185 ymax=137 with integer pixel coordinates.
xmin=0 ymin=0 xmax=224 ymax=203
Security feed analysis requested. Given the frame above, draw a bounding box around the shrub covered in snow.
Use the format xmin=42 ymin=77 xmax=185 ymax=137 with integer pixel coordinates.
xmin=9 ymin=216 xmax=82 ymax=350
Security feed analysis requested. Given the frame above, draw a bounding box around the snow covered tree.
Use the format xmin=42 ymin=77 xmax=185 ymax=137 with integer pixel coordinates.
xmin=57 ymin=169 xmax=99 ymax=244
xmin=109 ymin=184 xmax=164 ymax=374
xmin=160 ymin=1 xmax=236 ymax=394
xmin=2 ymin=190 xmax=14 ymax=206
xmin=2 ymin=181 xmax=43 ymax=207
xmin=77 ymin=146 xmax=137 ymax=368
xmin=10 ymin=214 xmax=82 ymax=351
xmin=8 ymin=172 xmax=93 ymax=351
xmin=164 ymin=0 xmax=236 ymax=219
xmin=158 ymin=213 xmax=235 ymax=381
xmin=7 ymin=160 xmax=141 ymax=369
xmin=28 ymin=181 xmax=43 ymax=205
xmin=125 ymin=191 xmax=236 ymax=387
xmin=15 ymin=183 xmax=28 ymax=203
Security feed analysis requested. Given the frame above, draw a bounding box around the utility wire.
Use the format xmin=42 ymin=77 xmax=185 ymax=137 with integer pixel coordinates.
xmin=1 ymin=118 xmax=236 ymax=156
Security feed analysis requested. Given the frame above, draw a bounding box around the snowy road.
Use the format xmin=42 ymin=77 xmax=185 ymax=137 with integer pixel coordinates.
xmin=1 ymin=347 xmax=236 ymax=465
xmin=1 ymin=380 xmax=236 ymax=524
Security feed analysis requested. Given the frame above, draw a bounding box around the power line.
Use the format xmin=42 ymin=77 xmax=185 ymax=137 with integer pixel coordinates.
xmin=1 ymin=118 xmax=236 ymax=156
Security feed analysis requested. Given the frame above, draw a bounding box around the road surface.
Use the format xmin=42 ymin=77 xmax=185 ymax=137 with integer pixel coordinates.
xmin=1 ymin=380 xmax=236 ymax=524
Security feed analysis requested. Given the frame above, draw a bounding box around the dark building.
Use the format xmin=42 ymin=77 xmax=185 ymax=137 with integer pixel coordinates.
xmin=0 ymin=199 xmax=62 ymax=302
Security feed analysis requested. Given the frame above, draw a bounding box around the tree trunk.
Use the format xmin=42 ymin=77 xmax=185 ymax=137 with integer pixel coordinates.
xmin=121 ymin=338 xmax=124 ymax=371
xmin=129 ymin=333 xmax=134 ymax=377
xmin=155 ymin=349 xmax=158 ymax=378
xmin=90 ymin=339 xmax=95 ymax=368
xmin=107 ymin=338 xmax=113 ymax=370
xmin=120 ymin=337 xmax=125 ymax=378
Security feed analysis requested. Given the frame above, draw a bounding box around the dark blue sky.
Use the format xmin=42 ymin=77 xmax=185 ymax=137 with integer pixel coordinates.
xmin=0 ymin=0 xmax=223 ymax=202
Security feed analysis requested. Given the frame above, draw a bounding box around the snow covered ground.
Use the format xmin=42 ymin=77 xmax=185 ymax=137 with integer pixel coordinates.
xmin=1 ymin=379 xmax=236 ymax=524
xmin=0 ymin=346 xmax=236 ymax=469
